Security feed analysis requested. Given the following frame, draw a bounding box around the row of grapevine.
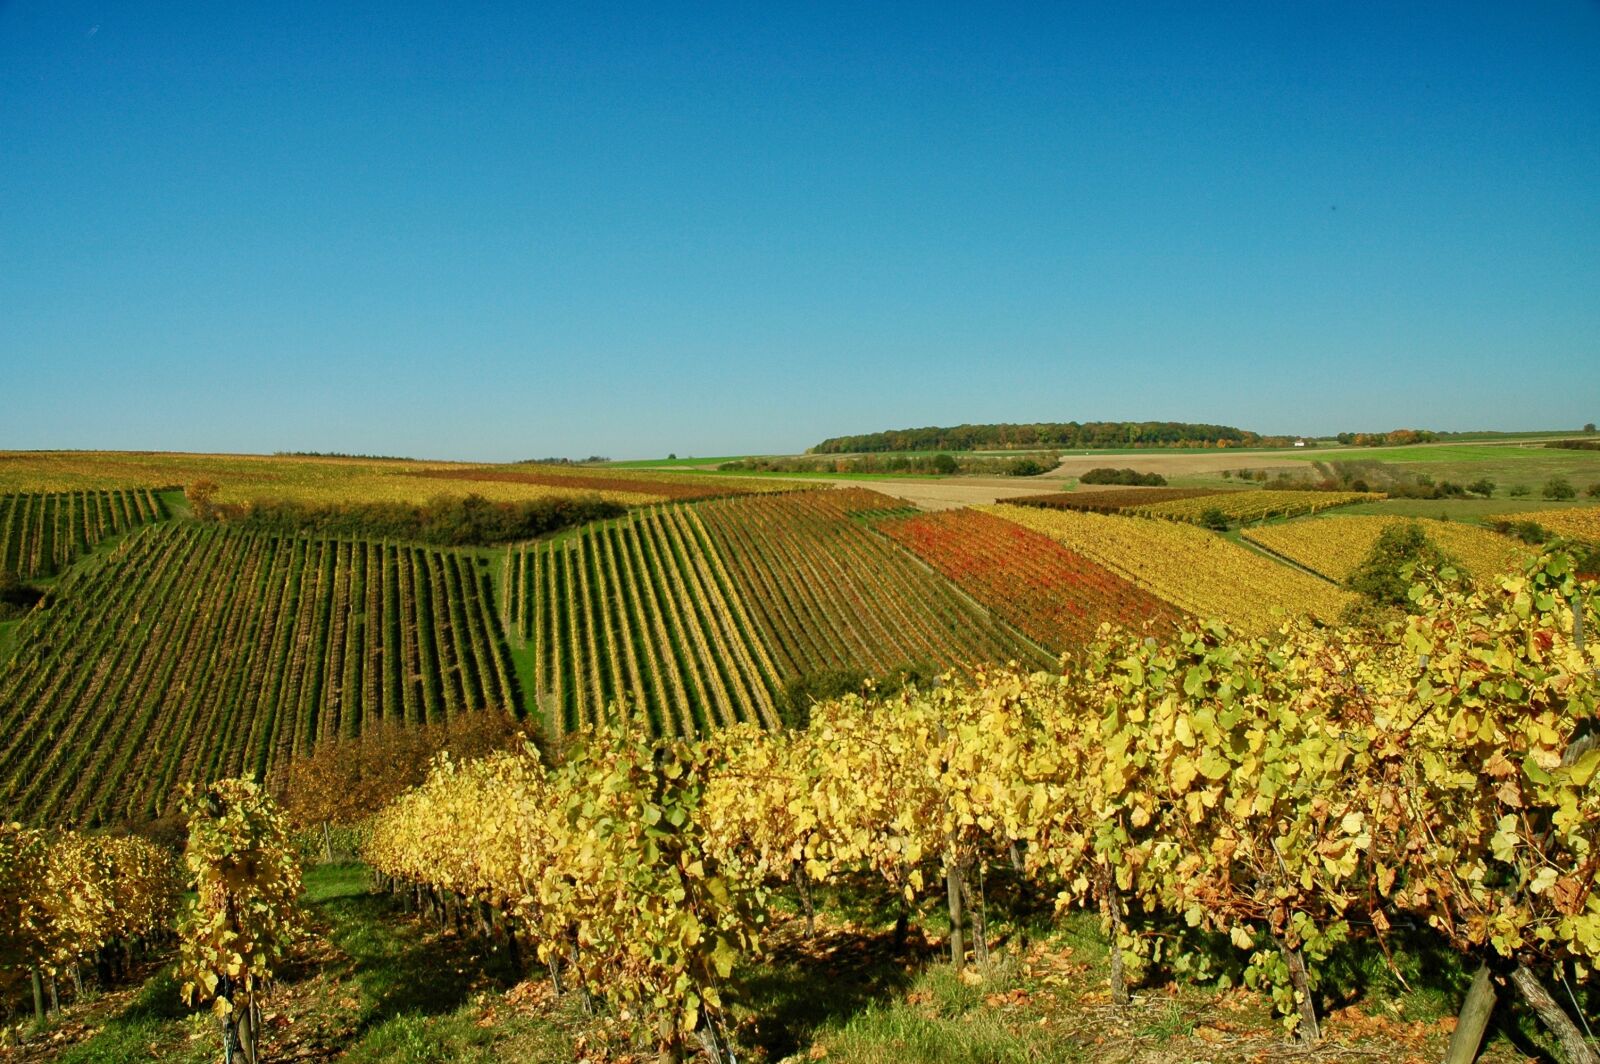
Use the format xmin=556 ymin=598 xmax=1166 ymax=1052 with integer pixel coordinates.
xmin=0 ymin=523 xmax=519 ymax=826
xmin=177 ymin=779 xmax=305 ymax=1064
xmin=878 ymin=508 xmax=1187 ymax=651
xmin=986 ymin=503 xmax=1355 ymax=631
xmin=365 ymin=729 xmax=763 ymax=1060
xmin=695 ymin=489 xmax=1044 ymax=678
xmin=506 ymin=506 xmax=783 ymax=736
xmin=1 ymin=824 xmax=177 ymax=1019
xmin=0 ymin=488 xmax=166 ymax=579
xmin=365 ymin=549 xmax=1599 ymax=1057
xmin=704 ymin=553 xmax=1600 ymax=1050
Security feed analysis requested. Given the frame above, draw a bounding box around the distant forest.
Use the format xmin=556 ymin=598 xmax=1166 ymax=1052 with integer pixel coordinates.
xmin=810 ymin=421 xmax=1283 ymax=454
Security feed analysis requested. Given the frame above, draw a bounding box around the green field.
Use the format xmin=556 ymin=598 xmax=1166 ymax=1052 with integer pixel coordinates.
xmin=1339 ymin=496 xmax=1600 ymax=520
xmin=1288 ymin=441 xmax=1596 ymax=465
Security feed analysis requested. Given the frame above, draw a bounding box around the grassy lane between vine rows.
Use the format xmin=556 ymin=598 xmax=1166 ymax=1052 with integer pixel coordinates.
xmin=8 ymin=863 xmax=1568 ymax=1064
xmin=17 ymin=864 xmax=572 ymax=1064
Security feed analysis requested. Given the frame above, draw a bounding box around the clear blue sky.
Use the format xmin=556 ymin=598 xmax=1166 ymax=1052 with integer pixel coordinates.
xmin=3 ymin=2 xmax=1597 ymax=460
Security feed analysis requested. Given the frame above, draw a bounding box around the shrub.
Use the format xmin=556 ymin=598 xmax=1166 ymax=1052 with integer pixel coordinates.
xmin=185 ymin=479 xmax=219 ymax=519
xmin=1467 ymin=478 xmax=1495 ymax=497
xmin=0 ymin=571 xmax=44 ymax=621
xmin=280 ymin=710 xmax=530 ymax=838
xmin=1004 ymin=458 xmax=1050 ymax=477
xmin=931 ymin=454 xmax=959 ymax=475
xmin=776 ymin=665 xmax=934 ymax=729
xmin=1509 ymin=484 xmax=1530 ymax=498
xmin=1587 ymin=482 xmax=1600 ymax=499
xmin=1079 ymin=468 xmax=1167 ymax=487
xmin=1344 ymin=523 xmax=1458 ymax=608
xmin=1490 ymin=519 xmax=1551 ymax=545
xmin=1198 ymin=507 xmax=1230 ymax=531
xmin=1542 ymin=477 xmax=1577 ymax=501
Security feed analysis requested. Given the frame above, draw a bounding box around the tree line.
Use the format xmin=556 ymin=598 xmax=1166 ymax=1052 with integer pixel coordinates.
xmin=811 ymin=421 xmax=1276 ymax=454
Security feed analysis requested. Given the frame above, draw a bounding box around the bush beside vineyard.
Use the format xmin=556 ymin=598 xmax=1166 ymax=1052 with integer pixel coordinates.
xmin=366 ymin=547 xmax=1599 ymax=1055
xmin=208 ymin=492 xmax=627 ymax=547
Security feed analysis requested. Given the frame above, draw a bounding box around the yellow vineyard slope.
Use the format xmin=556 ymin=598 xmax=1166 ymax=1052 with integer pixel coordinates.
xmin=1515 ymin=505 xmax=1600 ymax=543
xmin=985 ymin=503 xmax=1354 ymax=632
xmin=1243 ymin=515 xmax=1532 ymax=583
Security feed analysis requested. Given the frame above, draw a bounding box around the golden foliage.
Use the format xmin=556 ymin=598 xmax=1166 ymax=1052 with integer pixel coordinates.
xmin=1244 ymin=515 xmax=1532 ymax=583
xmin=1516 ymin=505 xmax=1600 ymax=543
xmin=985 ymin=504 xmax=1354 ymax=632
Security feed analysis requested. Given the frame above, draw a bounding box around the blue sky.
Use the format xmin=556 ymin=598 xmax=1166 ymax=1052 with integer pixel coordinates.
xmin=3 ymin=2 xmax=1597 ymax=460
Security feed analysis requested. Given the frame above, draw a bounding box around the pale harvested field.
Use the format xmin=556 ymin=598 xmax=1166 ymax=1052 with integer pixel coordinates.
xmin=759 ymin=475 xmax=1072 ymax=511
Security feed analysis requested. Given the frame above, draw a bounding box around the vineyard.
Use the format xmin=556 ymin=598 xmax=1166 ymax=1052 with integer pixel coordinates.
xmin=362 ymin=548 xmax=1600 ymax=1061
xmin=986 ymin=503 xmax=1355 ymax=630
xmin=0 ymin=823 xmax=176 ymax=1010
xmin=1 ymin=465 xmax=1598 ymax=1062
xmin=1243 ymin=514 xmax=1533 ymax=583
xmin=0 ymin=523 xmax=517 ymax=826
xmin=0 ymin=451 xmax=778 ymax=509
xmin=1013 ymin=487 xmax=1225 ymax=512
xmin=1516 ymin=505 xmax=1600 ymax=542
xmin=879 ymin=507 xmax=1187 ymax=650
xmin=504 ymin=489 xmax=1043 ymax=737
xmin=1130 ymin=488 xmax=1382 ymax=524
xmin=695 ymin=490 xmax=1042 ymax=677
xmin=0 ymin=488 xmax=166 ymax=579
xmin=504 ymin=505 xmax=784 ymax=736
